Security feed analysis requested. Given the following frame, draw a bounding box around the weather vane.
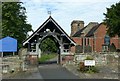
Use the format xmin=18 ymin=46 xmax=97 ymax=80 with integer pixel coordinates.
xmin=48 ymin=10 xmax=51 ymax=16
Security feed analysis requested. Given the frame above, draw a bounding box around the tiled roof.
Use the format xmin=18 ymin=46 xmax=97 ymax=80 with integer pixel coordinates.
xmin=85 ymin=24 xmax=100 ymax=37
xmin=72 ymin=22 xmax=99 ymax=37
xmin=72 ymin=27 xmax=87 ymax=37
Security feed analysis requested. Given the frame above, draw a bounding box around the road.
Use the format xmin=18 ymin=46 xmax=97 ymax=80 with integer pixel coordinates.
xmin=2 ymin=56 xmax=119 ymax=81
xmin=2 ymin=64 xmax=79 ymax=80
xmin=2 ymin=64 xmax=119 ymax=81
xmin=38 ymin=64 xmax=80 ymax=79
xmin=38 ymin=56 xmax=79 ymax=79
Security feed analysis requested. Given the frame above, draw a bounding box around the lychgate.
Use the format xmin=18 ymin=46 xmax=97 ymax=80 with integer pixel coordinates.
xmin=23 ymin=16 xmax=76 ymax=64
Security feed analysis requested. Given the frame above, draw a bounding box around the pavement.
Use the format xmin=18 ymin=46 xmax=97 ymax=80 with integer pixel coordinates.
xmin=2 ymin=56 xmax=119 ymax=80
xmin=37 ymin=55 xmax=79 ymax=79
xmin=63 ymin=63 xmax=119 ymax=79
xmin=2 ymin=66 xmax=43 ymax=79
xmin=2 ymin=64 xmax=80 ymax=79
xmin=2 ymin=63 xmax=119 ymax=81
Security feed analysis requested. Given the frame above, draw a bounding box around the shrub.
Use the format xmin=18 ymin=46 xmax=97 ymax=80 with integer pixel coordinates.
xmin=78 ymin=56 xmax=99 ymax=73
xmin=79 ymin=62 xmax=85 ymax=72
xmin=85 ymin=66 xmax=99 ymax=73
xmin=85 ymin=56 xmax=94 ymax=60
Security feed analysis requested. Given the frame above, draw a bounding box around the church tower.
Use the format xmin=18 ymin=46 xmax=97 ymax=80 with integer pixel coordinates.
xmin=70 ymin=20 xmax=84 ymax=36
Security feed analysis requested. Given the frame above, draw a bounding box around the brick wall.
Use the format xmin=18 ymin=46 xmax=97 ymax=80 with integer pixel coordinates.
xmin=94 ymin=24 xmax=106 ymax=52
xmin=71 ymin=24 xmax=119 ymax=53
xmin=110 ymin=36 xmax=119 ymax=48
xmin=94 ymin=24 xmax=119 ymax=52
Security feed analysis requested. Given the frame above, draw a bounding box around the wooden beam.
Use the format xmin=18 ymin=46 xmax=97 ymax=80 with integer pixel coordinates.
xmin=63 ymin=43 xmax=69 ymax=45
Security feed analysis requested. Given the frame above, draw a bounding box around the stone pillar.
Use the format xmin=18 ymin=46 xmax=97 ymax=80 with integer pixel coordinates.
xmin=29 ymin=55 xmax=38 ymax=65
xmin=28 ymin=42 xmax=31 ymax=52
xmin=36 ymin=43 xmax=39 ymax=55
xmin=58 ymin=46 xmax=61 ymax=64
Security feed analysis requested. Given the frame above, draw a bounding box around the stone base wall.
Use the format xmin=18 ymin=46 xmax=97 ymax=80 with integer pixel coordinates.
xmin=2 ymin=56 xmax=22 ymax=74
xmin=74 ymin=52 xmax=119 ymax=66
xmin=61 ymin=55 xmax=74 ymax=64
xmin=26 ymin=55 xmax=38 ymax=65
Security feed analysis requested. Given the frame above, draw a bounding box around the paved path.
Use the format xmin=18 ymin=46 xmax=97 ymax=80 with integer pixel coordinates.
xmin=38 ymin=64 xmax=80 ymax=79
xmin=2 ymin=64 xmax=119 ymax=81
xmin=3 ymin=64 xmax=79 ymax=79
xmin=3 ymin=66 xmax=43 ymax=79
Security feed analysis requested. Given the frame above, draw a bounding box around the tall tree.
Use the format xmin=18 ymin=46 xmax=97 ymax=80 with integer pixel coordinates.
xmin=103 ymin=2 xmax=120 ymax=37
xmin=0 ymin=2 xmax=2 ymax=39
xmin=2 ymin=2 xmax=32 ymax=49
xmin=104 ymin=2 xmax=120 ymax=50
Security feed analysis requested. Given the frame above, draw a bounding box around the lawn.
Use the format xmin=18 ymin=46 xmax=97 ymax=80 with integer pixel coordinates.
xmin=38 ymin=53 xmax=57 ymax=62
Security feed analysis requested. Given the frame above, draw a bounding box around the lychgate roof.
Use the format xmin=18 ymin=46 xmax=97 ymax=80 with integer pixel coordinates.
xmin=23 ymin=16 xmax=76 ymax=46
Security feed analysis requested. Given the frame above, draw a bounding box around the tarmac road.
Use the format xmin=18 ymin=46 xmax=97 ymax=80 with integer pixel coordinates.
xmin=2 ymin=64 xmax=119 ymax=81
xmin=38 ymin=64 xmax=80 ymax=79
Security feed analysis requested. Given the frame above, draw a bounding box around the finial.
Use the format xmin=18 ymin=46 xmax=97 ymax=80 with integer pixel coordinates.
xmin=48 ymin=10 xmax=51 ymax=16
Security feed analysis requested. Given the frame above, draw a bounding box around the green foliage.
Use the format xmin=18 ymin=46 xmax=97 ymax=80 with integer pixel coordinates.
xmin=40 ymin=38 xmax=58 ymax=53
xmin=79 ymin=62 xmax=85 ymax=72
xmin=85 ymin=66 xmax=99 ymax=73
xmin=103 ymin=2 xmax=120 ymax=37
xmin=75 ymin=45 xmax=83 ymax=53
xmin=75 ymin=45 xmax=92 ymax=53
xmin=109 ymin=43 xmax=116 ymax=52
xmin=2 ymin=2 xmax=32 ymax=49
xmin=85 ymin=56 xmax=94 ymax=60
xmin=84 ymin=45 xmax=92 ymax=53
xmin=78 ymin=56 xmax=99 ymax=73
xmin=38 ymin=54 xmax=57 ymax=62
xmin=78 ymin=63 xmax=99 ymax=73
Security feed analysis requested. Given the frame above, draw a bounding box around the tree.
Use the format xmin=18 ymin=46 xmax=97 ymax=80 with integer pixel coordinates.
xmin=2 ymin=2 xmax=32 ymax=49
xmin=40 ymin=38 xmax=58 ymax=53
xmin=109 ymin=43 xmax=116 ymax=52
xmin=103 ymin=2 xmax=120 ymax=37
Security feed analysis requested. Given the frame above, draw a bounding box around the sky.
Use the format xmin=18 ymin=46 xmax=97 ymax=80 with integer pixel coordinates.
xmin=21 ymin=0 xmax=120 ymax=36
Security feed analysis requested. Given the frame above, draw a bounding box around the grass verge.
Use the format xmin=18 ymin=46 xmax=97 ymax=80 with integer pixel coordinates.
xmin=38 ymin=53 xmax=57 ymax=62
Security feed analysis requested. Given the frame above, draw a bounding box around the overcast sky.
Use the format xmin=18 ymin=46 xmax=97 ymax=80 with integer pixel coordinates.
xmin=21 ymin=0 xmax=120 ymax=36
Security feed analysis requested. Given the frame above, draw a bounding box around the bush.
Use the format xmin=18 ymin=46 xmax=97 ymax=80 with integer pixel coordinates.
xmin=79 ymin=62 xmax=85 ymax=72
xmin=75 ymin=45 xmax=83 ymax=53
xmin=85 ymin=66 xmax=99 ymax=73
xmin=109 ymin=43 xmax=116 ymax=52
xmin=78 ymin=56 xmax=99 ymax=73
xmin=84 ymin=45 xmax=92 ymax=53
xmin=85 ymin=56 xmax=94 ymax=60
xmin=116 ymin=49 xmax=120 ymax=52
xmin=78 ymin=64 xmax=99 ymax=73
